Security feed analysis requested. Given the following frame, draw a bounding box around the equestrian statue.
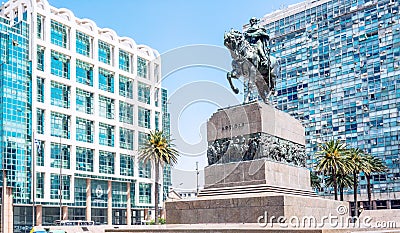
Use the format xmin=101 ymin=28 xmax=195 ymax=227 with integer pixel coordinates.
xmin=224 ymin=17 xmax=279 ymax=103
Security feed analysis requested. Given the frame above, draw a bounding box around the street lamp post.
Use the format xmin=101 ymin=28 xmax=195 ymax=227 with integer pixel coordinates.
xmin=32 ymin=130 xmax=36 ymax=227
xmin=2 ymin=168 xmax=7 ymax=233
xmin=59 ymin=136 xmax=63 ymax=221
xmin=59 ymin=116 xmax=69 ymax=221
xmin=196 ymin=162 xmax=199 ymax=196
xmin=2 ymin=144 xmax=10 ymax=233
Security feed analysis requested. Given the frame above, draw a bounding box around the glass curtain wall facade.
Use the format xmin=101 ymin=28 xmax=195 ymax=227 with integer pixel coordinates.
xmin=162 ymin=89 xmax=172 ymax=201
xmin=0 ymin=0 xmax=164 ymax=230
xmin=248 ymin=0 xmax=400 ymax=208
xmin=0 ymin=6 xmax=32 ymax=212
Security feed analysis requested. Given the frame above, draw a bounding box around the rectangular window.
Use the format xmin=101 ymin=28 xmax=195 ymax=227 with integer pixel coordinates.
xmin=51 ymin=50 xmax=70 ymax=79
xmin=50 ymin=174 xmax=59 ymax=199
xmin=99 ymin=151 xmax=115 ymax=174
xmin=99 ymin=68 xmax=114 ymax=93
xmin=120 ymin=154 xmax=134 ymax=176
xmin=76 ymin=59 xmax=93 ymax=86
xmin=51 ymin=81 xmax=70 ymax=108
xmin=37 ymin=46 xmax=44 ymax=71
xmin=139 ymin=161 xmax=151 ymax=178
xmin=120 ymin=127 xmax=134 ymax=150
xmin=76 ymin=147 xmax=94 ymax=172
xmin=76 ymin=117 xmax=94 ymax=143
xmin=37 ymin=77 xmax=44 ymax=103
xmin=62 ymin=175 xmax=71 ymax=200
xmin=162 ymin=112 xmax=170 ymax=136
xmin=36 ymin=140 xmax=45 ymax=166
xmin=119 ymin=101 xmax=134 ymax=125
xmin=119 ymin=50 xmax=130 ymax=72
xmin=74 ymin=178 xmax=87 ymax=207
xmin=155 ymin=111 xmax=160 ymax=131
xmin=138 ymin=107 xmax=151 ymax=129
xmin=137 ymin=57 xmax=148 ymax=78
xmin=50 ymin=142 xmax=70 ymax=169
xmin=76 ymin=88 xmax=93 ymax=114
xmin=50 ymin=174 xmax=71 ymax=200
xmin=161 ymin=89 xmax=170 ymax=135
xmin=137 ymin=82 xmax=151 ymax=104
xmin=99 ymin=123 xmax=115 ymax=147
xmin=99 ymin=95 xmax=115 ymax=119
xmin=37 ymin=14 xmax=44 ymax=39
xmin=112 ymin=182 xmax=127 ymax=208
xmin=36 ymin=172 xmax=44 ymax=199
xmin=50 ymin=112 xmax=70 ymax=139
xmin=51 ymin=20 xmax=68 ymax=48
xmin=138 ymin=131 xmax=149 ymax=149
xmin=119 ymin=75 xmax=133 ymax=99
xmin=76 ymin=31 xmax=91 ymax=57
xmin=154 ymin=88 xmax=160 ymax=107
xmin=154 ymin=63 xmax=160 ymax=83
xmin=139 ymin=183 xmax=152 ymax=204
xmin=98 ymin=40 xmax=112 ymax=65
xmin=163 ymin=165 xmax=171 ymax=201
xmin=130 ymin=183 xmax=136 ymax=208
xmin=37 ymin=108 xmax=45 ymax=134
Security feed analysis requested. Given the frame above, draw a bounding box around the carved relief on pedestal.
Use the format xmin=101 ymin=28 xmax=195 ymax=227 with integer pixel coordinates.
xmin=207 ymin=132 xmax=306 ymax=167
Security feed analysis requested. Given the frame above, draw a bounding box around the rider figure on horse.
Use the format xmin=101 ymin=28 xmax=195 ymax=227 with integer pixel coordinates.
xmin=244 ymin=17 xmax=270 ymax=66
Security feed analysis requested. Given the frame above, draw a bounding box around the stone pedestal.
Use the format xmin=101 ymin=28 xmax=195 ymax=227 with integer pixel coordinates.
xmin=166 ymin=102 xmax=349 ymax=225
xmin=207 ymin=102 xmax=307 ymax=167
xmin=166 ymin=193 xmax=347 ymax=225
xmin=166 ymin=159 xmax=349 ymax=225
xmin=207 ymin=102 xmax=304 ymax=145
xmin=204 ymin=159 xmax=312 ymax=191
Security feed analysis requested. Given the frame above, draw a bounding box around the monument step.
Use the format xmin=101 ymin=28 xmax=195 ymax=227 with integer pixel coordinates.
xmin=198 ymin=184 xmax=318 ymax=197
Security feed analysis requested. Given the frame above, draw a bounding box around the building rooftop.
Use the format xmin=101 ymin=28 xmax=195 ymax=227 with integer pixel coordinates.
xmin=0 ymin=0 xmax=160 ymax=60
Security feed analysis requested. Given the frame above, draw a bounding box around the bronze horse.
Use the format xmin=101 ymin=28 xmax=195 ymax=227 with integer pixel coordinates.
xmin=224 ymin=30 xmax=279 ymax=103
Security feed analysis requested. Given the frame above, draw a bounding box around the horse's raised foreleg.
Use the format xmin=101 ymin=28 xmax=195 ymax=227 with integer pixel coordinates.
xmin=227 ymin=71 xmax=239 ymax=94
xmin=255 ymin=78 xmax=268 ymax=104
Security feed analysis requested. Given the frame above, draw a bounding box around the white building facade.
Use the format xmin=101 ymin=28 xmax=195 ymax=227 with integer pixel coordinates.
xmin=0 ymin=0 xmax=164 ymax=230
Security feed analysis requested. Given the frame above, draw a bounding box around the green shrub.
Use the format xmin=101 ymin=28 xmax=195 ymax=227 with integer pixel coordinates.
xmin=159 ymin=218 xmax=166 ymax=224
xmin=147 ymin=218 xmax=166 ymax=225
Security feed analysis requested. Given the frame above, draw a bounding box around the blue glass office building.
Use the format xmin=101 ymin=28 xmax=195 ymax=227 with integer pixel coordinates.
xmin=1 ymin=0 xmax=168 ymax=231
xmin=248 ymin=0 xmax=400 ymax=209
xmin=0 ymin=10 xmax=35 ymax=228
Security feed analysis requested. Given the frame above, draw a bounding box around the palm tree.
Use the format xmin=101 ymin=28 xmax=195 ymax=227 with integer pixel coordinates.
xmin=325 ymin=173 xmax=353 ymax=201
xmin=316 ymin=140 xmax=348 ymax=200
xmin=310 ymin=171 xmax=322 ymax=190
xmin=346 ymin=148 xmax=371 ymax=216
xmin=364 ymin=154 xmax=386 ymax=210
xmin=138 ymin=130 xmax=179 ymax=224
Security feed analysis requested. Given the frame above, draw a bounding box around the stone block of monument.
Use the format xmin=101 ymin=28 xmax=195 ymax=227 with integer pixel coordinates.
xmin=206 ymin=101 xmax=305 ymax=167
xmin=166 ymin=102 xmax=349 ymax=225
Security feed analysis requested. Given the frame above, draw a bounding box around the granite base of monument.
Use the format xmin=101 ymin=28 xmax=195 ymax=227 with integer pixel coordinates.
xmin=166 ymin=102 xmax=349 ymax=225
xmin=166 ymin=159 xmax=348 ymax=225
xmin=203 ymin=159 xmax=315 ymax=193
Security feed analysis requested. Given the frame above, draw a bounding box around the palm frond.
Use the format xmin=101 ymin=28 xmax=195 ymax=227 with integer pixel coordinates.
xmin=138 ymin=130 xmax=180 ymax=166
xmin=325 ymin=173 xmax=353 ymax=189
xmin=364 ymin=154 xmax=387 ymax=175
xmin=315 ymin=140 xmax=349 ymax=174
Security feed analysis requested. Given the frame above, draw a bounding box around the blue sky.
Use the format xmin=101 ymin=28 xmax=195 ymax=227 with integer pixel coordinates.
xmin=48 ymin=0 xmax=304 ymax=189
